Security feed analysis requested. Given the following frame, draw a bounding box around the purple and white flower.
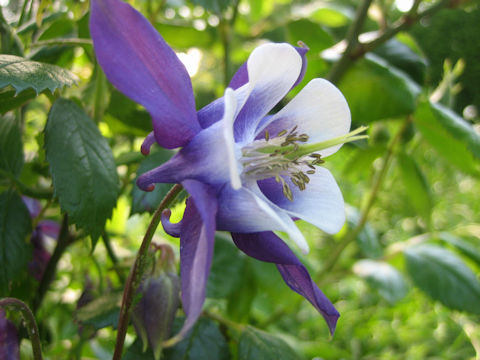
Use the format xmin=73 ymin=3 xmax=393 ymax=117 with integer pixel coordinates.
xmin=90 ymin=0 xmax=358 ymax=338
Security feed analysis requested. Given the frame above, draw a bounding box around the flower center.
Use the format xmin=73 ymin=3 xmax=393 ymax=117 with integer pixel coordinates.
xmin=240 ymin=126 xmax=324 ymax=201
xmin=240 ymin=125 xmax=368 ymax=201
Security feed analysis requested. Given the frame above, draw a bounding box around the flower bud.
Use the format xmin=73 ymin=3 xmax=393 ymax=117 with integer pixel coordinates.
xmin=133 ymin=244 xmax=180 ymax=360
xmin=0 ymin=309 xmax=19 ymax=360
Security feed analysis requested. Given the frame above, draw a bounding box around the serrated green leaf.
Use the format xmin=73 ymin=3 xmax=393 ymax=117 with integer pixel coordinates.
xmin=0 ymin=190 xmax=32 ymax=296
xmin=227 ymin=258 xmax=257 ymax=322
xmin=0 ymin=116 xmax=24 ymax=178
xmin=414 ymin=101 xmax=480 ymax=176
xmin=45 ymin=98 xmax=118 ymax=245
xmin=404 ymin=244 xmax=480 ymax=314
xmin=238 ymin=326 xmax=301 ymax=360
xmin=338 ymin=54 xmax=420 ymax=123
xmin=353 ymin=260 xmax=408 ymax=304
xmin=0 ymin=54 xmax=77 ymax=94
xmin=164 ymin=318 xmax=230 ymax=360
xmin=207 ymin=234 xmax=245 ymax=298
xmin=0 ymin=88 xmax=37 ymax=114
xmin=397 ymin=152 xmax=433 ymax=225
xmin=131 ymin=150 xmax=174 ymax=215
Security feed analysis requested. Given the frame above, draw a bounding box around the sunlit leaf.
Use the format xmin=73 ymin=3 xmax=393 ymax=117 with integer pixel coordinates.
xmin=0 ymin=55 xmax=77 ymax=94
xmin=353 ymin=259 xmax=408 ymax=303
xmin=238 ymin=326 xmax=301 ymax=360
xmin=0 ymin=191 xmax=32 ymax=296
xmin=45 ymin=99 xmax=118 ymax=246
xmin=438 ymin=232 xmax=480 ymax=267
xmin=338 ymin=54 xmax=420 ymax=123
xmin=405 ymin=244 xmax=480 ymax=314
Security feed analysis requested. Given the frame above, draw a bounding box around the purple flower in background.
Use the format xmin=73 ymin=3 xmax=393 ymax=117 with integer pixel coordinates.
xmin=0 ymin=309 xmax=19 ymax=360
xmin=91 ymin=0 xmax=356 ymax=337
xmin=23 ymin=197 xmax=60 ymax=280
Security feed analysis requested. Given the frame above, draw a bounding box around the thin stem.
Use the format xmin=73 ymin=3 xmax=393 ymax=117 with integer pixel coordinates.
xmin=102 ymin=232 xmax=125 ymax=283
xmin=315 ymin=117 xmax=412 ymax=283
xmin=112 ymin=184 xmax=183 ymax=360
xmin=0 ymin=298 xmax=43 ymax=360
xmin=326 ymin=0 xmax=374 ymax=84
xmin=219 ymin=19 xmax=232 ymax=88
xmin=30 ymin=38 xmax=93 ymax=47
xmin=32 ymin=214 xmax=71 ymax=313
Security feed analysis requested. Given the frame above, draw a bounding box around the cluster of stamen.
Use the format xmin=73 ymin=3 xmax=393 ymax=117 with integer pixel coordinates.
xmin=241 ymin=126 xmax=325 ymax=201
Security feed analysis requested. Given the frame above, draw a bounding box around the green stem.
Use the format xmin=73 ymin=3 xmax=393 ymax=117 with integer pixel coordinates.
xmin=315 ymin=117 xmax=412 ymax=283
xmin=0 ymin=168 xmax=53 ymax=199
xmin=30 ymin=38 xmax=93 ymax=47
xmin=32 ymin=214 xmax=71 ymax=313
xmin=112 ymin=184 xmax=183 ymax=360
xmin=0 ymin=298 xmax=43 ymax=360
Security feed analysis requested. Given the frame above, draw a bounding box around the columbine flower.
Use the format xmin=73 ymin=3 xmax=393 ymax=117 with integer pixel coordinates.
xmin=91 ymin=0 xmax=361 ymax=338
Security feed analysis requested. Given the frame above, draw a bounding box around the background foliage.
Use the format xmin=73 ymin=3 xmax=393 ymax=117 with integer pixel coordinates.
xmin=1 ymin=0 xmax=479 ymax=359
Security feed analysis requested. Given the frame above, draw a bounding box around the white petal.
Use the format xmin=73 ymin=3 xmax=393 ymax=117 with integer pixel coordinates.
xmin=259 ymin=78 xmax=351 ymax=157
xmin=258 ymin=167 xmax=345 ymax=234
xmin=216 ymin=181 xmax=309 ymax=254
xmin=233 ymin=43 xmax=303 ymax=143
xmin=222 ymin=88 xmax=241 ymax=189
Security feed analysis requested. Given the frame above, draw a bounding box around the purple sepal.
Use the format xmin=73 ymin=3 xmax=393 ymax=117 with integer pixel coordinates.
xmin=22 ymin=196 xmax=41 ymax=218
xmin=90 ymin=0 xmax=200 ymax=149
xmin=141 ymin=132 xmax=156 ymax=155
xmin=228 ymin=45 xmax=309 ymax=90
xmin=176 ymin=180 xmax=217 ymax=338
xmin=231 ymin=231 xmax=339 ymax=335
xmin=161 ymin=209 xmax=181 ymax=238
xmin=0 ymin=310 xmax=20 ymax=360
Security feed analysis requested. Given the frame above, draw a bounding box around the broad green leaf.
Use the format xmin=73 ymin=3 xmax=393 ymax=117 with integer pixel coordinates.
xmin=0 ymin=191 xmax=32 ymax=296
xmin=397 ymin=152 xmax=432 ymax=225
xmin=404 ymin=244 xmax=480 ymax=314
xmin=286 ymin=19 xmax=334 ymax=54
xmin=238 ymin=326 xmax=301 ymax=360
xmin=164 ymin=318 xmax=230 ymax=360
xmin=373 ymin=38 xmax=427 ymax=84
xmin=0 ymin=55 xmax=77 ymax=94
xmin=414 ymin=101 xmax=480 ymax=176
xmin=75 ymin=291 xmax=122 ymax=330
xmin=438 ymin=232 xmax=480 ymax=267
xmin=207 ymin=234 xmax=245 ymax=298
xmin=0 ymin=116 xmax=24 ymax=178
xmin=338 ymin=54 xmax=420 ymax=123
xmin=353 ymin=260 xmax=408 ymax=304
xmin=0 ymin=88 xmax=37 ymax=114
xmin=131 ymin=150 xmax=174 ymax=215
xmin=45 ymin=99 xmax=119 ymax=245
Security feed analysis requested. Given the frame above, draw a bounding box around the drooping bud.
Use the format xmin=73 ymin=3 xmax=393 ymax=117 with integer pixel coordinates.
xmin=132 ymin=244 xmax=181 ymax=360
xmin=0 ymin=309 xmax=19 ymax=360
